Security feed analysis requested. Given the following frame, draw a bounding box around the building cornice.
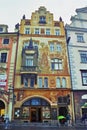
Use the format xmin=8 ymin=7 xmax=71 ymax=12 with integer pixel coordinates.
xmin=65 ymin=25 xmax=87 ymax=32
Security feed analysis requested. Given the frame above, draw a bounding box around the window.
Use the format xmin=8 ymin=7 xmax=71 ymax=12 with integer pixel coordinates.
xmin=38 ymin=77 xmax=42 ymax=88
xmin=56 ymin=78 xmax=61 ymax=88
xmin=58 ymin=96 xmax=67 ymax=104
xmin=55 ymin=29 xmax=60 ymax=35
xmin=80 ymin=51 xmax=87 ymax=63
xmin=26 ymin=56 xmax=33 ymax=66
xmin=39 ymin=16 xmax=46 ymax=24
xmin=46 ymin=29 xmax=50 ymax=35
xmin=44 ymin=77 xmax=48 ymax=88
xmin=77 ymin=35 xmax=84 ymax=42
xmin=42 ymin=107 xmax=51 ymax=119
xmin=0 ymin=53 xmax=7 ymax=63
xmin=56 ymin=44 xmax=62 ymax=52
xmin=30 ymin=77 xmax=34 ymax=88
xmin=50 ymin=43 xmax=54 ymax=52
xmin=3 ymin=38 xmax=9 ymax=44
xmin=0 ymin=28 xmax=3 ymax=33
xmin=25 ymin=28 xmax=30 ymax=34
xmin=35 ymin=28 xmax=39 ymax=34
xmin=23 ymin=77 xmax=28 ymax=87
xmin=62 ymin=78 xmax=66 ymax=88
xmin=24 ymin=42 xmax=29 ymax=49
xmin=33 ymin=42 xmax=38 ymax=50
xmin=81 ymin=70 xmax=87 ymax=86
xmin=51 ymin=58 xmax=62 ymax=70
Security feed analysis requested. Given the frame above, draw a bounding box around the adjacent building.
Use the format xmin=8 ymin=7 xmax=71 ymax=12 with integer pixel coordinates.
xmin=14 ymin=7 xmax=71 ymax=123
xmin=65 ymin=7 xmax=87 ymax=122
xmin=0 ymin=24 xmax=18 ymax=121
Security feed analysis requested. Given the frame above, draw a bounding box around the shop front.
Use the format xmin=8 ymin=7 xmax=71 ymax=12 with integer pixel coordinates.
xmin=73 ymin=91 xmax=87 ymax=122
xmin=14 ymin=97 xmax=52 ymax=122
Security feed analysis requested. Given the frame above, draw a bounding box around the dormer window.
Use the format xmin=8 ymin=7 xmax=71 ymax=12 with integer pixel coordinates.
xmin=39 ymin=16 xmax=46 ymax=24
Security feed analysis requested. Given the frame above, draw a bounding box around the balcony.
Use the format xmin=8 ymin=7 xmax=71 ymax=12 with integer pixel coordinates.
xmin=20 ymin=66 xmax=38 ymax=74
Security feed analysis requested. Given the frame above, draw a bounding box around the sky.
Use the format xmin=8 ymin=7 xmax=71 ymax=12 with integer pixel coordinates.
xmin=0 ymin=0 xmax=87 ymax=32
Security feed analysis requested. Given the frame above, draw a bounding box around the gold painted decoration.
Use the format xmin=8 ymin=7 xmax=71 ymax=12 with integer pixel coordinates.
xmin=49 ymin=77 xmax=56 ymax=88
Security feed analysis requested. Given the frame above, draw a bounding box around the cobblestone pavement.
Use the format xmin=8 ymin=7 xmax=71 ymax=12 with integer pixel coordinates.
xmin=0 ymin=122 xmax=87 ymax=130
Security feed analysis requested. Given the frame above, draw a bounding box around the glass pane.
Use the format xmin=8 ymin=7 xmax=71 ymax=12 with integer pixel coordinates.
xmin=39 ymin=78 xmax=42 ymax=88
xmin=56 ymin=78 xmax=61 ymax=88
xmin=44 ymin=78 xmax=48 ymax=88
xmin=62 ymin=78 xmax=66 ymax=88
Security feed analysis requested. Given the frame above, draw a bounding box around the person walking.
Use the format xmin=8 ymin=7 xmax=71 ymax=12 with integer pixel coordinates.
xmin=4 ymin=115 xmax=9 ymax=129
xmin=66 ymin=113 xmax=71 ymax=126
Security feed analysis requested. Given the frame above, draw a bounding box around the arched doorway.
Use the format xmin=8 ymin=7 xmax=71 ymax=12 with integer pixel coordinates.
xmin=0 ymin=100 xmax=5 ymax=116
xmin=19 ymin=97 xmax=51 ymax=122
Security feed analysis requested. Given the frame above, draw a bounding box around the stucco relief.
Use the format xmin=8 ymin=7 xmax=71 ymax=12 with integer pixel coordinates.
xmin=49 ymin=76 xmax=56 ymax=88
xmin=50 ymin=92 xmax=57 ymax=103
xmin=39 ymin=46 xmax=50 ymax=72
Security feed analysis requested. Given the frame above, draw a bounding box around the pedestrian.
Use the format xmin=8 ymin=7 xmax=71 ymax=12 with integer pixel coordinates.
xmin=4 ymin=115 xmax=9 ymax=129
xmin=66 ymin=113 xmax=71 ymax=126
xmin=81 ymin=113 xmax=87 ymax=124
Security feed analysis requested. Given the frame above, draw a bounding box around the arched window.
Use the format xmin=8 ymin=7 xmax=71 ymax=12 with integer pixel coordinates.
xmin=38 ymin=77 xmax=42 ymax=88
xmin=56 ymin=77 xmax=61 ymax=88
xmin=62 ymin=78 xmax=66 ymax=88
xmin=44 ymin=77 xmax=48 ymax=88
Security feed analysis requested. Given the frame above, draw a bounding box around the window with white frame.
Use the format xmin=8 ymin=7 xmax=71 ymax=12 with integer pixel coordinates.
xmin=25 ymin=28 xmax=30 ymax=34
xmin=62 ymin=78 xmax=66 ymax=88
xmin=26 ymin=56 xmax=33 ymax=66
xmin=23 ymin=77 xmax=28 ymax=87
xmin=24 ymin=42 xmax=29 ymax=49
xmin=56 ymin=77 xmax=61 ymax=88
xmin=81 ymin=70 xmax=87 ymax=86
xmin=35 ymin=28 xmax=39 ymax=34
xmin=50 ymin=43 xmax=54 ymax=52
xmin=51 ymin=58 xmax=62 ymax=70
xmin=80 ymin=51 xmax=87 ymax=63
xmin=55 ymin=29 xmax=60 ymax=36
xmin=44 ymin=77 xmax=48 ymax=88
xmin=46 ymin=29 xmax=50 ymax=35
xmin=33 ymin=42 xmax=38 ymax=50
xmin=77 ymin=34 xmax=84 ymax=42
xmin=39 ymin=16 xmax=46 ymax=24
xmin=56 ymin=44 xmax=62 ymax=52
xmin=38 ymin=77 xmax=43 ymax=88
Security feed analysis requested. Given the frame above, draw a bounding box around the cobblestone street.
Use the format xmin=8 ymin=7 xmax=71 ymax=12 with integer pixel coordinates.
xmin=0 ymin=122 xmax=87 ymax=130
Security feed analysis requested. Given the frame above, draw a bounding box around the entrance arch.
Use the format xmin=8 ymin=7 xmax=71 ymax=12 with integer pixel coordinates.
xmin=0 ymin=100 xmax=5 ymax=116
xmin=21 ymin=97 xmax=51 ymax=122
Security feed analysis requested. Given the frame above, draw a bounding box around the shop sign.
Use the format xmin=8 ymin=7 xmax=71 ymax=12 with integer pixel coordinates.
xmin=0 ymin=74 xmax=7 ymax=87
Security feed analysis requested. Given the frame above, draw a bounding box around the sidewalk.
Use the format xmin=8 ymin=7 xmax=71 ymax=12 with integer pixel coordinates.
xmin=0 ymin=120 xmax=87 ymax=129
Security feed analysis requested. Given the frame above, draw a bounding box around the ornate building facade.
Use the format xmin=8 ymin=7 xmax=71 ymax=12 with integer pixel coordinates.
xmin=14 ymin=6 xmax=72 ymax=122
xmin=65 ymin=7 xmax=87 ymax=122
xmin=0 ymin=24 xmax=18 ymax=121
